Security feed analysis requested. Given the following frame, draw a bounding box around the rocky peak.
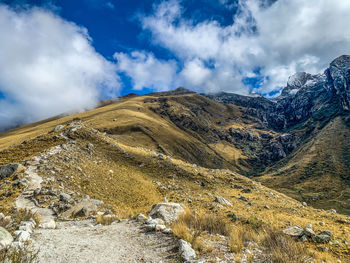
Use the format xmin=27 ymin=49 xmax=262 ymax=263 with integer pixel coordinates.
xmin=281 ymin=72 xmax=322 ymax=97
xmin=327 ymin=55 xmax=350 ymax=110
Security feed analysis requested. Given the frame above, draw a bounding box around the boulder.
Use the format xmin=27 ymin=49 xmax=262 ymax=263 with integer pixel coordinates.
xmin=214 ymin=196 xmax=232 ymax=206
xmin=0 ymin=163 xmax=24 ymax=180
xmin=0 ymin=227 xmax=13 ymax=249
xmin=149 ymin=203 xmax=184 ymax=224
xmin=178 ymin=239 xmax=196 ymax=262
xmin=283 ymin=226 xmax=304 ymax=237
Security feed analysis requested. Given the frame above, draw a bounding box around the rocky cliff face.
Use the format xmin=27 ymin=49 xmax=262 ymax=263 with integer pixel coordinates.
xmin=207 ymin=55 xmax=350 ymax=132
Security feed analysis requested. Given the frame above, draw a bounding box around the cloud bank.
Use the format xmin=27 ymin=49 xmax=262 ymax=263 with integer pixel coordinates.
xmin=117 ymin=0 xmax=350 ymax=95
xmin=0 ymin=5 xmax=120 ymax=131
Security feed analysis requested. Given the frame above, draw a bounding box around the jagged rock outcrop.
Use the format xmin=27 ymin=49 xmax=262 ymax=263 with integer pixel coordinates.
xmin=207 ymin=55 xmax=350 ymax=132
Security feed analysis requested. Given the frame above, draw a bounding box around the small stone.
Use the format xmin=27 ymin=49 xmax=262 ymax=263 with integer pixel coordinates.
xmin=86 ymin=143 xmax=94 ymax=150
xmin=300 ymin=235 xmax=308 ymax=242
xmin=146 ymin=218 xmax=165 ymax=226
xmin=155 ymin=224 xmax=167 ymax=231
xmin=227 ymin=212 xmax=239 ymax=222
xmin=136 ymin=214 xmax=147 ymax=222
xmin=162 ymin=228 xmax=172 ymax=234
xmin=178 ymin=239 xmax=196 ymax=262
xmin=241 ymin=188 xmax=251 ymax=193
xmin=214 ymin=196 xmax=232 ymax=206
xmin=302 ymin=202 xmax=307 ymax=206
xmin=315 ymin=234 xmax=331 ymax=243
xmin=144 ymin=224 xmax=156 ymax=232
xmin=59 ymin=193 xmax=72 ymax=203
xmin=74 ymin=207 xmax=88 ymax=217
xmin=239 ymin=196 xmax=249 ymax=202
xmin=304 ymin=224 xmax=315 ymax=237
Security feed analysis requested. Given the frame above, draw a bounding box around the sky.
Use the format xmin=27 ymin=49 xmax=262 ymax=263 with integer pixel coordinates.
xmin=0 ymin=0 xmax=349 ymax=131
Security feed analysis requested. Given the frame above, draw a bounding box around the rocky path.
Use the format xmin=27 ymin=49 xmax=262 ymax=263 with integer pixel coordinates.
xmin=30 ymin=219 xmax=177 ymax=263
xmin=15 ymin=164 xmax=56 ymax=229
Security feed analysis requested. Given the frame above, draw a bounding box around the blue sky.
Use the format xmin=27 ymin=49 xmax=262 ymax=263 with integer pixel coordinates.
xmin=0 ymin=0 xmax=349 ymax=130
xmin=2 ymin=0 xmax=242 ymax=96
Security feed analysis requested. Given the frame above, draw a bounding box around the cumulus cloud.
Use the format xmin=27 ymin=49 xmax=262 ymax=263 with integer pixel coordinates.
xmin=114 ymin=51 xmax=177 ymax=91
xmin=0 ymin=5 xmax=120 ymax=131
xmin=118 ymin=0 xmax=350 ymax=95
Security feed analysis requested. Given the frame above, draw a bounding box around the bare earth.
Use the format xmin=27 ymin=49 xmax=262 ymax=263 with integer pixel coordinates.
xmin=31 ymin=220 xmax=177 ymax=263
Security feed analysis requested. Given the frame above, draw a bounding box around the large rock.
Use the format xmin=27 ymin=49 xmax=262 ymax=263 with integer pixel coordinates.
xmin=149 ymin=203 xmax=184 ymax=224
xmin=178 ymin=239 xmax=196 ymax=262
xmin=0 ymin=227 xmax=13 ymax=249
xmin=283 ymin=226 xmax=304 ymax=237
xmin=0 ymin=163 xmax=24 ymax=180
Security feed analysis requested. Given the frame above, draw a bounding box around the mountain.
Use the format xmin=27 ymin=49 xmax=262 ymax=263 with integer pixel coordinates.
xmin=206 ymin=55 xmax=350 ymax=214
xmin=0 ymin=55 xmax=350 ymax=262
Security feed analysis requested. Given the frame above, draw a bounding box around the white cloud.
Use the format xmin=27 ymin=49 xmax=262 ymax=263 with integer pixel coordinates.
xmin=130 ymin=0 xmax=350 ymax=95
xmin=114 ymin=51 xmax=177 ymax=91
xmin=0 ymin=5 xmax=120 ymax=131
xmin=180 ymin=59 xmax=212 ymax=87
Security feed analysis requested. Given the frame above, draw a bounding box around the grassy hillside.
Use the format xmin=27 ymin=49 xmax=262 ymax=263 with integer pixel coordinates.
xmin=260 ymin=116 xmax=350 ymax=214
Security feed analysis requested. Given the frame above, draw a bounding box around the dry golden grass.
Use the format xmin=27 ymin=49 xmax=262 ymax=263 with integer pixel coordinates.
xmin=172 ymin=209 xmax=230 ymax=239
xmin=228 ymin=224 xmax=260 ymax=253
xmin=95 ymin=213 xmax=117 ymax=225
xmin=260 ymin=228 xmax=314 ymax=263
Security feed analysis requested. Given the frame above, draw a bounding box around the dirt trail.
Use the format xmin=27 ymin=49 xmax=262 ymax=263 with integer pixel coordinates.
xmin=15 ymin=165 xmax=56 ymax=229
xmin=30 ymin=219 xmax=177 ymax=263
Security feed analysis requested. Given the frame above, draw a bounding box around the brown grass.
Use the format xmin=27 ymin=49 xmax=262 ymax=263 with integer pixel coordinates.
xmin=260 ymin=228 xmax=314 ymax=263
xmin=172 ymin=210 xmax=230 ymax=241
xmin=228 ymin=224 xmax=260 ymax=253
xmin=95 ymin=213 xmax=117 ymax=225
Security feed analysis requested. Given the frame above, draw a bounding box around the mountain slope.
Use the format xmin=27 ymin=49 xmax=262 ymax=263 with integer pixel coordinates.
xmin=1 ymin=55 xmax=350 ymax=262
xmin=1 ymin=113 xmax=350 ymax=262
xmin=259 ymin=116 xmax=350 ymax=214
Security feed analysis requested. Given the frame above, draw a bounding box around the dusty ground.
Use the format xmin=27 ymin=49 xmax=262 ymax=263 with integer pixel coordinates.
xmin=31 ymin=219 xmax=178 ymax=263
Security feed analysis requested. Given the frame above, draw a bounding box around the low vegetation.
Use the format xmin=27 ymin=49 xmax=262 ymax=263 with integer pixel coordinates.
xmin=0 ymin=244 xmax=38 ymax=263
